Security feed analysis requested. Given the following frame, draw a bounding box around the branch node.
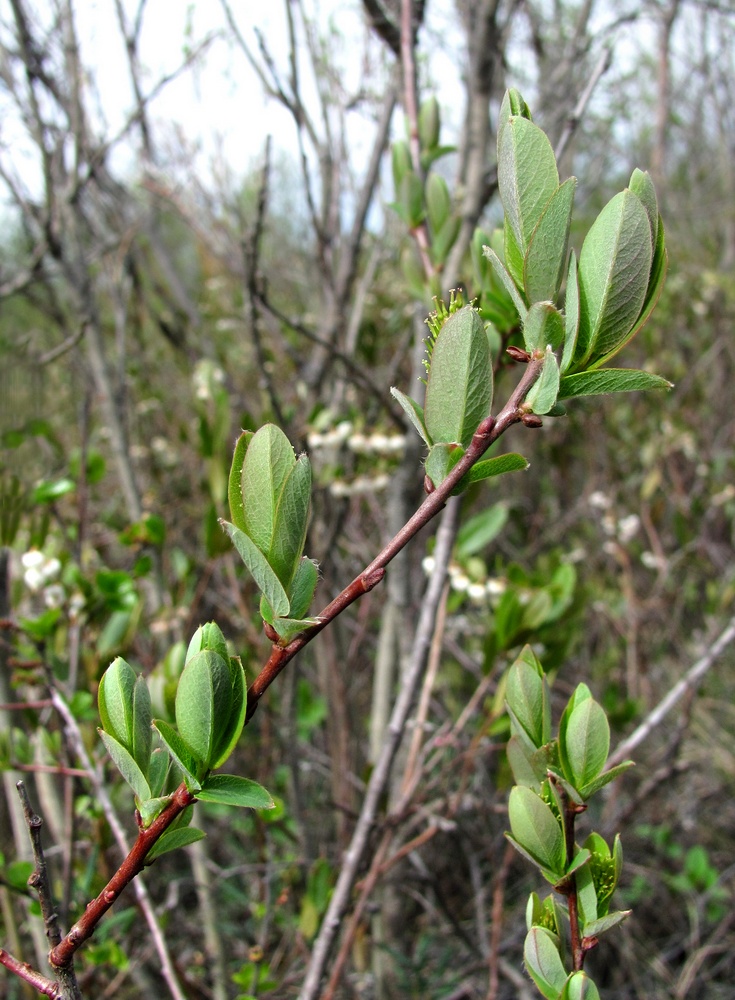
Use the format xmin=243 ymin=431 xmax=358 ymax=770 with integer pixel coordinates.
xmin=361 ymin=566 xmax=386 ymax=592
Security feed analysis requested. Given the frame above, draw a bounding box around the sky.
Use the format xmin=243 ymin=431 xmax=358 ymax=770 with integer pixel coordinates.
xmin=74 ymin=1 xmax=304 ymax=179
xmin=0 ymin=0 xmax=670 ymax=213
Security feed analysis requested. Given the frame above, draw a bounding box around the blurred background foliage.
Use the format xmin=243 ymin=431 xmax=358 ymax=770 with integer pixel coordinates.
xmin=0 ymin=1 xmax=733 ymax=998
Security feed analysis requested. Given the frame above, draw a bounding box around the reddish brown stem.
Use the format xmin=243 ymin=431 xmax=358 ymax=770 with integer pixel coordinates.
xmin=0 ymin=949 xmax=62 ymax=998
xmin=556 ymin=781 xmax=589 ymax=973
xmin=246 ymin=354 xmax=545 ymax=718
xmin=48 ymin=782 xmax=196 ymax=968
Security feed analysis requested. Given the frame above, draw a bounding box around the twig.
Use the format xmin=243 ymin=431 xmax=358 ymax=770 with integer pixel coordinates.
xmin=401 ymin=581 xmax=450 ymax=792
xmin=0 ymin=948 xmax=62 ymax=998
xmin=608 ymin=614 xmax=735 ymax=767
xmin=16 ymin=783 xmax=63 ymax=950
xmin=48 ymin=690 xmax=190 ymax=1000
xmin=242 ymin=136 xmax=287 ymax=428
xmin=16 ymin=781 xmax=81 ymax=1000
xmin=486 ymin=842 xmax=515 ymax=1000
xmin=554 ymin=42 xmax=614 ymax=164
xmin=299 ymin=494 xmax=462 ymax=1000
xmin=48 ymin=783 xmax=195 ymax=968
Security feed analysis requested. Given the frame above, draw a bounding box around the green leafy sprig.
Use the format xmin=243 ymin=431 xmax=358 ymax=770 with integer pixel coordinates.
xmin=504 ymin=646 xmax=633 ymax=998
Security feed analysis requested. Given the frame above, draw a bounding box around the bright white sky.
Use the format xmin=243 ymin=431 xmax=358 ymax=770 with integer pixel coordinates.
xmin=0 ymin=0 xmax=666 ymax=208
xmin=74 ymin=1 xmax=310 ymax=178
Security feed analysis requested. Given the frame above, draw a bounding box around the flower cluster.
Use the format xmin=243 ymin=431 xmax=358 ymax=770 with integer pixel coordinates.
xmin=422 ymin=555 xmax=506 ymax=605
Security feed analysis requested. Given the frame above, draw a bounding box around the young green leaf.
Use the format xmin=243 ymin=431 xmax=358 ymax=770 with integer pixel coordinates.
xmin=390 ymin=387 xmax=432 ymax=447
xmin=425 ymin=442 xmax=464 ymax=489
xmin=506 ymin=647 xmax=551 ymax=748
xmin=227 ymin=430 xmax=253 ymax=533
xmin=197 ymin=774 xmax=275 ymax=810
xmin=270 ymin=616 xmax=321 ymax=644
xmin=523 ymin=926 xmax=568 ymax=1000
xmin=561 ymin=696 xmax=610 ymax=794
xmin=175 ymin=650 xmax=232 ymax=769
xmin=524 ymin=178 xmax=576 ymax=304
xmin=525 ymin=347 xmax=560 ymax=416
xmin=507 ymin=735 xmax=544 ymax=789
xmin=499 ymin=88 xmax=532 ymax=130
xmin=558 ymin=369 xmax=672 ymax=400
xmin=220 ymin=521 xmax=290 ymax=618
xmin=560 ymin=972 xmax=601 ymax=1000
xmin=98 ymin=731 xmax=151 ymax=804
xmin=426 ymin=172 xmax=451 ymax=234
xmin=153 ymin=719 xmax=203 ymax=791
xmin=628 ymin=168 xmax=658 ymax=248
xmin=483 ymin=244 xmax=528 ymax=319
xmin=147 ymin=746 xmax=170 ymax=798
xmin=575 ymin=857 xmax=598 ymax=930
xmin=240 ymin=424 xmax=295 ymax=557
xmin=391 ymin=140 xmax=412 ymax=193
xmin=98 ymin=657 xmax=136 ymax=750
xmin=418 ymin=96 xmax=440 ymax=152
xmin=423 ymin=306 xmax=493 ymax=447
xmin=288 ymin=557 xmax=320 ymax=621
xmin=581 ymin=910 xmax=631 ymax=939
xmin=145 ymin=826 xmax=206 ymax=863
xmin=399 ymin=171 xmax=425 ymax=229
xmin=508 ymin=786 xmax=565 ymax=878
xmin=452 ymin=452 xmax=528 ymax=493
xmin=130 ymin=676 xmax=152 ymax=772
xmin=576 ymin=759 xmax=634 ymax=799
xmin=456 ymin=504 xmax=508 ymax=557
xmin=560 ymin=250 xmax=580 ymax=374
xmin=504 ymin=217 xmax=526 ymax=292
xmin=523 ymin=302 xmax=565 ymax=353
xmin=268 ymin=455 xmax=311 ymax=589
xmin=431 ymin=214 xmax=461 ymax=267
xmin=209 ymin=657 xmax=247 ymax=770
xmin=573 ymin=189 xmax=652 ymax=370
xmin=137 ymin=796 xmax=173 ymax=829
xmin=588 ymin=214 xmax=668 ymax=371
xmin=186 ymin=622 xmax=229 ymax=665
xmin=498 ymin=115 xmax=559 ymax=259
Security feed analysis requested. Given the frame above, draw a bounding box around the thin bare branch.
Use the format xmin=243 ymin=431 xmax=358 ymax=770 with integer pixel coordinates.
xmin=608 ymin=614 xmax=735 ymax=767
xmin=298 ymin=494 xmax=463 ymax=1000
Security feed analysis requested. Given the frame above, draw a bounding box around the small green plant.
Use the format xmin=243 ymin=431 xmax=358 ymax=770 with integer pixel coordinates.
xmin=505 ymin=646 xmax=634 ymax=999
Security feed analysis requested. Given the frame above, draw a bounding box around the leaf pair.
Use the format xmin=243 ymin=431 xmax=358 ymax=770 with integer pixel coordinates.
xmin=505 ymin=647 xmax=633 ymax=804
xmin=153 ymin=623 xmax=251 ymax=790
xmin=392 ymin=304 xmax=528 ymax=491
xmin=525 ymin=927 xmax=602 ymax=1000
xmin=98 ymin=624 xmax=274 ymax=854
xmin=99 ymin=658 xmax=171 ymax=829
xmin=564 ymin=169 xmax=667 ymax=375
xmin=224 ymin=424 xmax=319 ymax=643
xmin=484 ymin=89 xmax=671 ymax=411
xmin=98 ymin=662 xmax=198 ymax=840
xmin=496 ymin=88 xmax=575 ymax=309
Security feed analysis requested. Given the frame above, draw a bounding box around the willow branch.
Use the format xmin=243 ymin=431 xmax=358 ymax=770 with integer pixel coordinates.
xmin=48 ymin=783 xmax=195 ymax=968
xmin=246 ymin=352 xmax=545 ymax=717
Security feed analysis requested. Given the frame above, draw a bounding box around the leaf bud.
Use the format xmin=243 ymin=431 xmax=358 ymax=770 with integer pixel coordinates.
xmin=418 ymin=96 xmax=440 ymax=152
